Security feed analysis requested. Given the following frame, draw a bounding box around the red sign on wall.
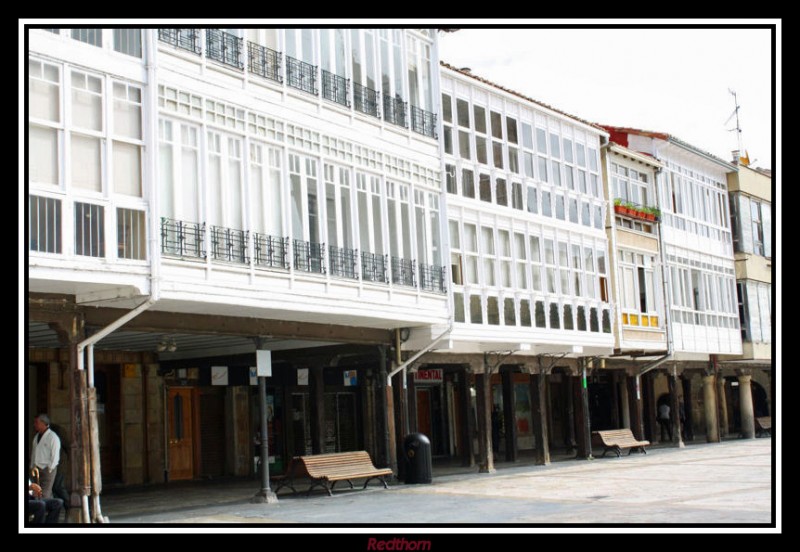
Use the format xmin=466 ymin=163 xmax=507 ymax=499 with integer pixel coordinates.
xmin=414 ymin=368 xmax=443 ymax=383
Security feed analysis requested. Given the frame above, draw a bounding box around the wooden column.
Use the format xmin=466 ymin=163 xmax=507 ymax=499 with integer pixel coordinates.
xmin=392 ymin=370 xmax=407 ymax=478
xmin=458 ymin=366 xmax=474 ymax=467
xmin=703 ymin=373 xmax=720 ymax=443
xmin=642 ymin=372 xmax=658 ymax=443
xmin=530 ymin=367 xmax=550 ymax=466
xmin=738 ymin=373 xmax=756 ymax=439
xmin=628 ymin=375 xmax=645 ymax=442
xmin=681 ymin=374 xmax=694 ymax=441
xmin=563 ymin=372 xmax=577 ymax=453
xmin=610 ymin=371 xmax=620 ymax=429
xmin=407 ymin=369 xmax=417 ymax=432
xmin=501 ymin=366 xmax=517 ymax=462
xmin=573 ymin=373 xmax=590 ymax=459
xmin=377 ymin=347 xmax=395 ymax=471
xmin=476 ymin=371 xmax=495 ymax=473
xmin=620 ymin=373 xmax=631 ymax=429
xmin=310 ymin=365 xmax=325 ymax=454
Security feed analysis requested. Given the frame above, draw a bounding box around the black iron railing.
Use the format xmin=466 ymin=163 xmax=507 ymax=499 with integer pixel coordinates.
xmin=383 ymin=95 xmax=407 ymax=128
xmin=411 ymin=105 xmax=437 ymax=139
xmin=254 ymin=234 xmax=289 ymax=269
xmin=206 ymin=29 xmax=244 ymax=70
xmin=210 ymin=225 xmax=248 ymax=264
xmin=328 ymin=245 xmax=358 ymax=279
xmin=321 ymin=70 xmax=350 ymax=108
xmin=286 ymin=56 xmax=317 ymax=95
xmin=420 ymin=263 xmax=447 ymax=294
xmin=248 ymin=42 xmax=282 ymax=83
xmin=294 ymin=239 xmax=325 ymax=273
xmin=161 ymin=218 xmax=205 ymax=259
xmin=391 ymin=257 xmax=416 ymax=288
xmin=158 ymin=29 xmax=202 ymax=55
xmin=361 ymin=251 xmax=389 ymax=283
xmin=353 ymin=83 xmax=380 ymax=118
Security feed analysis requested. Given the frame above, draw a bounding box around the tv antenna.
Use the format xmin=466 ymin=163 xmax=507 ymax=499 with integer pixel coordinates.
xmin=725 ymin=89 xmax=747 ymax=164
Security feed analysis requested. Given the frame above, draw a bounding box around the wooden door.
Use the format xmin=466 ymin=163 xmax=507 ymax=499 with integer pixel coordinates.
xmin=167 ymin=387 xmax=194 ymax=480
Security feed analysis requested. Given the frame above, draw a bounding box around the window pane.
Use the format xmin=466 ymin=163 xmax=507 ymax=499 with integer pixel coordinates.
xmin=470 ymin=295 xmax=483 ymax=324
xmin=457 ymin=99 xmax=470 ymax=127
xmin=29 ymin=125 xmax=58 ymax=185
xmin=113 ymin=141 xmax=141 ymax=196
xmin=117 ymin=208 xmax=147 ymax=259
xmin=473 ymin=105 xmax=486 ymax=134
xmin=113 ymin=28 xmax=142 ymax=57
xmin=71 ymin=134 xmax=102 ymax=191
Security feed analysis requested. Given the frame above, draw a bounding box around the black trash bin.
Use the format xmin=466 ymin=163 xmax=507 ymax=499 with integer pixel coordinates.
xmin=403 ymin=433 xmax=432 ymax=484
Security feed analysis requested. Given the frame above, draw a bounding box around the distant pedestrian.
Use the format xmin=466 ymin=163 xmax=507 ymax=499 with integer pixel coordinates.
xmin=30 ymin=414 xmax=60 ymax=499
xmin=658 ymin=403 xmax=672 ymax=441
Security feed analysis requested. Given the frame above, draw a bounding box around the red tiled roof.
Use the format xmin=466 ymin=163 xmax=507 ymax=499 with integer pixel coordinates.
xmin=441 ymin=62 xmax=606 ymax=133
xmin=600 ymin=125 xmax=733 ymax=168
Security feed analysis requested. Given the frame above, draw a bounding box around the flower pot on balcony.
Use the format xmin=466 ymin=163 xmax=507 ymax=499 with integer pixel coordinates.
xmin=614 ymin=204 xmax=628 ymax=215
xmin=645 ymin=212 xmax=655 ymax=221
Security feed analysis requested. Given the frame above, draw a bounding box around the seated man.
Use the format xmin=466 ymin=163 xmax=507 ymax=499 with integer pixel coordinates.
xmin=27 ymin=480 xmax=63 ymax=524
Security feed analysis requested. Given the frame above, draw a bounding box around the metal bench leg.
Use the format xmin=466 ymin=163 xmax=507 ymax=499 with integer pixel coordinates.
xmin=615 ymin=446 xmax=622 ymax=458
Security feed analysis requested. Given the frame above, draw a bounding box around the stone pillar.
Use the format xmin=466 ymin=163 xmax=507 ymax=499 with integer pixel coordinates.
xmin=717 ymin=375 xmax=729 ymax=438
xmin=310 ymin=365 xmax=325 ymax=454
xmin=669 ymin=369 xmax=685 ymax=448
xmin=738 ymin=373 xmax=756 ymax=439
xmin=501 ymin=366 xmax=517 ymax=462
xmin=530 ymin=367 xmax=550 ymax=465
xmin=703 ymin=374 xmax=720 ymax=443
xmin=620 ymin=373 xmax=631 ymax=429
xmin=476 ymin=370 xmax=495 ymax=473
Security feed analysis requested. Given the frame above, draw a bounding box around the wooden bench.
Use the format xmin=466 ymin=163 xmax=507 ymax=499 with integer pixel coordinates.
xmin=271 ymin=451 xmax=393 ymax=496
xmin=755 ymin=416 xmax=771 ymax=437
xmin=592 ymin=429 xmax=650 ymax=457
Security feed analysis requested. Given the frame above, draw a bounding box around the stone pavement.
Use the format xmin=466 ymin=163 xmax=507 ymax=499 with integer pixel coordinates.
xmin=98 ymin=438 xmax=775 ymax=527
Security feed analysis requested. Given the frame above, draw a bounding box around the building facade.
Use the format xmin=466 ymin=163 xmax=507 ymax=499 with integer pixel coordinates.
xmin=27 ymin=27 xmax=448 ymax=518
xmin=603 ymin=127 xmax=743 ymax=445
xmin=718 ymin=163 xmax=773 ymax=437
xmin=400 ymin=64 xmax=614 ymax=471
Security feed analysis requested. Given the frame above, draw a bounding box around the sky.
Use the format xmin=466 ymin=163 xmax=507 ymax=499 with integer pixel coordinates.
xmin=438 ymin=25 xmax=776 ymax=170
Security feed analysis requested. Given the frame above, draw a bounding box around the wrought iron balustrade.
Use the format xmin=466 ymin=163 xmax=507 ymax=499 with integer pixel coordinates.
xmin=411 ymin=105 xmax=438 ymax=139
xmin=294 ymin=239 xmax=325 ymax=274
xmin=361 ymin=251 xmax=389 ymax=283
xmin=286 ymin=56 xmax=318 ymax=95
xmin=158 ymin=29 xmax=201 ymax=54
xmin=391 ymin=257 xmax=416 ymax=287
xmin=383 ymin=95 xmax=408 ymax=128
xmin=254 ymin=234 xmax=289 ymax=269
xmin=210 ymin=225 xmax=248 ymax=264
xmin=353 ymin=83 xmax=380 ymax=118
xmin=328 ymin=245 xmax=358 ymax=279
xmin=160 ymin=218 xmax=206 ymax=259
xmin=247 ymin=42 xmax=282 ymax=83
xmin=420 ymin=263 xmax=447 ymax=294
xmin=206 ymin=29 xmax=244 ymax=70
xmin=322 ymin=70 xmax=350 ymax=107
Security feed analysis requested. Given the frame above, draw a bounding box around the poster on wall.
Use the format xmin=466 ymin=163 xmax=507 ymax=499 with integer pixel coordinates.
xmin=297 ymin=368 xmax=309 ymax=386
xmin=249 ymin=367 xmax=258 ymax=386
xmin=211 ymin=366 xmax=229 ymax=386
xmin=344 ymin=370 xmax=357 ymax=386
